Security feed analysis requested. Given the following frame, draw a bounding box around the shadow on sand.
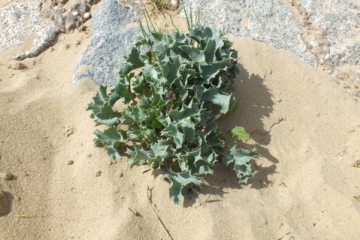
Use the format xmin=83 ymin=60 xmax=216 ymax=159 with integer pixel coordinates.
xmin=184 ymin=64 xmax=279 ymax=207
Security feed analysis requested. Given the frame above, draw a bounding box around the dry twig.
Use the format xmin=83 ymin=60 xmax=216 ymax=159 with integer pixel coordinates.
xmin=147 ymin=185 xmax=174 ymax=240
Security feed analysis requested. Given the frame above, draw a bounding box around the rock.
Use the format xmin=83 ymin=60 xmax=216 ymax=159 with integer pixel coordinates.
xmin=0 ymin=172 xmax=13 ymax=181
xmin=72 ymin=0 xmax=359 ymax=86
xmin=181 ymin=0 xmax=359 ymax=68
xmin=0 ymin=2 xmax=60 ymax=60
xmin=170 ymin=0 xmax=179 ymax=9
xmin=83 ymin=12 xmax=91 ymax=19
xmin=68 ymin=160 xmax=74 ymax=165
xmin=41 ymin=1 xmax=95 ymax=34
xmin=299 ymin=0 xmax=360 ymax=67
xmin=330 ymin=40 xmax=360 ymax=66
xmin=182 ymin=0 xmax=317 ymax=67
xmin=73 ymin=0 xmax=139 ymax=85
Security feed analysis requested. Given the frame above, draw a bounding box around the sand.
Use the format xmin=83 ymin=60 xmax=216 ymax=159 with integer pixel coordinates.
xmin=1 ymin=1 xmax=360 ymax=239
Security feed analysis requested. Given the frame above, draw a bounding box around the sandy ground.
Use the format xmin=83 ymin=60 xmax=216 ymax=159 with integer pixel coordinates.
xmin=1 ymin=1 xmax=360 ymax=239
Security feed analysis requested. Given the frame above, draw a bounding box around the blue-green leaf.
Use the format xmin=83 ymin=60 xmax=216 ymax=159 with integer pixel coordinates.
xmin=203 ymin=89 xmax=234 ymax=113
xmin=178 ymin=45 xmax=205 ymax=62
xmin=223 ymin=146 xmax=259 ymax=182
xmin=119 ymin=47 xmax=145 ymax=77
xmin=164 ymin=170 xmax=202 ymax=204
xmin=161 ymin=122 xmax=184 ymax=149
xmin=126 ymin=144 xmax=151 ymax=166
xmin=199 ymin=59 xmax=231 ymax=83
xmin=93 ymin=127 xmax=127 ymax=161
xmin=86 ymin=85 xmax=109 ymax=113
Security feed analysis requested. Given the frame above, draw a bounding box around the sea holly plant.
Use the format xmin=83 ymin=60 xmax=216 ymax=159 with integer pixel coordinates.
xmin=86 ymin=13 xmax=259 ymax=204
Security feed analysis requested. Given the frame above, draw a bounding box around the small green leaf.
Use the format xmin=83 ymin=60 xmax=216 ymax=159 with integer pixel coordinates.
xmin=230 ymin=126 xmax=250 ymax=141
xmin=353 ymin=160 xmax=360 ymax=168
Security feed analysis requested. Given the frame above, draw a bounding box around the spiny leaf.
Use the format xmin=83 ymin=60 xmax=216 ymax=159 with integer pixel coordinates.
xmin=178 ymin=45 xmax=205 ymax=62
xmin=223 ymin=146 xmax=259 ymax=183
xmin=86 ymin=85 xmax=109 ymax=113
xmin=86 ymin=86 xmax=121 ymax=126
xmin=164 ymin=170 xmax=202 ymax=204
xmin=161 ymin=122 xmax=184 ymax=149
xmin=179 ymin=119 xmax=196 ymax=143
xmin=112 ymin=76 xmax=135 ymax=104
xmin=93 ymin=127 xmax=127 ymax=161
xmin=119 ymin=47 xmax=145 ymax=77
xmin=168 ymin=100 xmax=201 ymax=121
xmin=199 ymin=59 xmax=231 ymax=83
xmin=126 ymin=144 xmax=151 ymax=166
xmin=204 ymin=39 xmax=217 ymax=62
xmin=91 ymin=103 xmax=121 ymax=126
xmin=149 ymin=140 xmax=174 ymax=168
xmin=203 ymin=89 xmax=234 ymax=114
xmin=160 ymin=56 xmax=182 ymax=82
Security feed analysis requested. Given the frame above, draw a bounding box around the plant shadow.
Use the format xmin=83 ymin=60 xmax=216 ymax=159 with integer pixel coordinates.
xmin=183 ymin=63 xmax=279 ymax=207
xmin=0 ymin=190 xmax=13 ymax=217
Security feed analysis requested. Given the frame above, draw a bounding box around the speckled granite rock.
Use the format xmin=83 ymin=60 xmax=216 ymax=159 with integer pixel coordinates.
xmin=74 ymin=0 xmax=359 ymax=86
xmin=72 ymin=0 xmax=139 ymax=85
xmin=0 ymin=1 xmax=60 ymax=60
xmin=182 ymin=0 xmax=360 ymax=69
xmin=181 ymin=0 xmax=318 ymax=67
xmin=299 ymin=0 xmax=360 ymax=66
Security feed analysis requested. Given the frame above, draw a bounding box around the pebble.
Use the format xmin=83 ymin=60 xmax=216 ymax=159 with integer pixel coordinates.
xmin=170 ymin=0 xmax=179 ymax=9
xmin=68 ymin=160 xmax=74 ymax=165
xmin=96 ymin=171 xmax=101 ymax=177
xmin=0 ymin=172 xmax=13 ymax=181
xmin=83 ymin=12 xmax=91 ymax=19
